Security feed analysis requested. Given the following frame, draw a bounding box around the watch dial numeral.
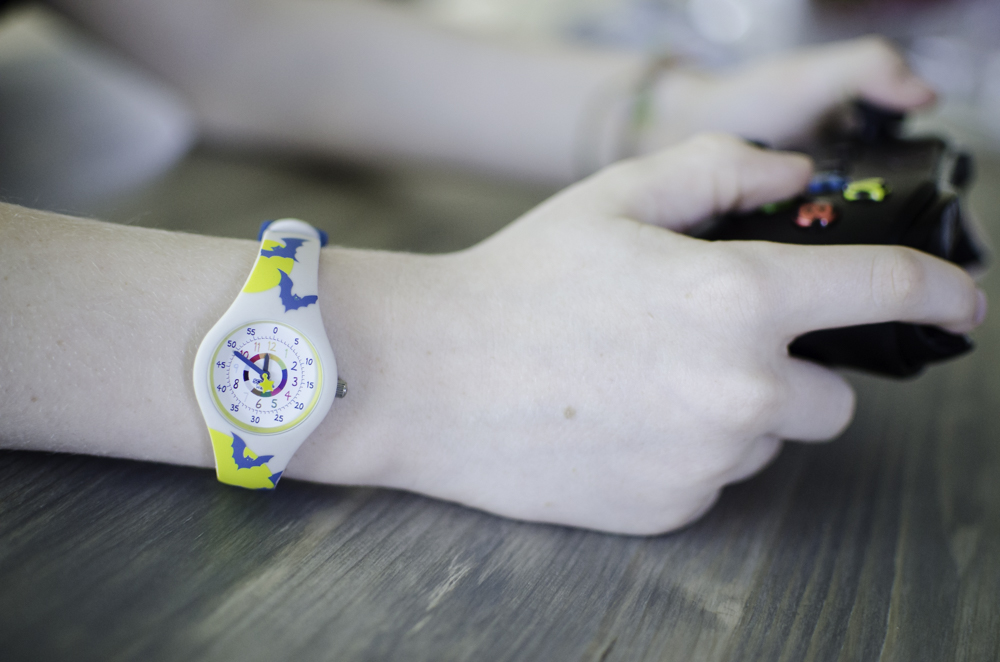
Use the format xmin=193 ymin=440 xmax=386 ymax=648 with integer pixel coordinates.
xmin=212 ymin=321 xmax=321 ymax=433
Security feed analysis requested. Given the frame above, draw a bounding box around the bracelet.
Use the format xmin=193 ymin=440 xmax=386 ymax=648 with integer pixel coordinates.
xmin=575 ymin=54 xmax=680 ymax=179
xmin=619 ymin=55 xmax=681 ymax=159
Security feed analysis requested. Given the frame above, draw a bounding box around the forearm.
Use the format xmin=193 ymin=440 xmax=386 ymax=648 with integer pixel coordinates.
xmin=0 ymin=203 xmax=443 ymax=486
xmin=1 ymin=134 xmax=983 ymax=534
xmin=48 ymin=0 xmax=642 ymax=183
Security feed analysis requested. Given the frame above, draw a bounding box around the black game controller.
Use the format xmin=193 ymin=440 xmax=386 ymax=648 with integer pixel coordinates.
xmin=698 ymin=102 xmax=986 ymax=377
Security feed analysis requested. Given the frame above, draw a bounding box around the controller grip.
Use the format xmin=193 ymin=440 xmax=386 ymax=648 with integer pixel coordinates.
xmin=789 ymin=323 xmax=972 ymax=377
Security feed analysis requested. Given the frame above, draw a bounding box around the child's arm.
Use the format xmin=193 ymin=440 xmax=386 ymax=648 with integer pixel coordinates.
xmin=48 ymin=1 xmax=933 ymax=182
xmin=1 ymin=136 xmax=982 ymax=534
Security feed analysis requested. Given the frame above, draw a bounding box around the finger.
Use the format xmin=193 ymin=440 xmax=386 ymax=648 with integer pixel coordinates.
xmin=578 ymin=134 xmax=812 ymax=232
xmin=753 ymin=242 xmax=984 ymax=336
xmin=779 ymin=36 xmax=935 ymax=113
xmin=826 ymin=36 xmax=936 ymax=111
xmin=770 ymin=359 xmax=856 ymax=442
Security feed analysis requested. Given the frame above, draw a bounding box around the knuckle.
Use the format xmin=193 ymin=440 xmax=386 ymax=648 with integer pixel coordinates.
xmin=682 ymin=446 xmax=741 ymax=485
xmin=687 ymin=134 xmax=748 ymax=178
xmin=706 ymin=368 xmax=785 ymax=435
xmin=854 ymin=35 xmax=903 ymax=68
xmin=676 ymin=134 xmax=761 ymax=214
xmin=729 ymin=372 xmax=785 ymax=432
xmin=639 ymin=490 xmax=722 ymax=535
xmin=701 ymin=247 xmax=774 ymax=326
xmin=870 ymin=247 xmax=926 ymax=311
xmin=593 ymin=159 xmax=638 ymax=194
xmin=688 ymin=132 xmax=744 ymax=155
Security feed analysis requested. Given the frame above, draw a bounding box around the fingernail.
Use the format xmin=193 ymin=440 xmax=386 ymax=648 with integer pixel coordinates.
xmin=974 ymin=289 xmax=988 ymax=327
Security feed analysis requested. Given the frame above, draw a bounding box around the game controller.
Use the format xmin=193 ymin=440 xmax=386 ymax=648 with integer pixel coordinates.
xmin=697 ymin=102 xmax=986 ymax=377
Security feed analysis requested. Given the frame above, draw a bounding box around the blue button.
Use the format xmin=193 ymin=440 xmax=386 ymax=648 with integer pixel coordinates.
xmin=808 ymin=172 xmax=847 ymax=195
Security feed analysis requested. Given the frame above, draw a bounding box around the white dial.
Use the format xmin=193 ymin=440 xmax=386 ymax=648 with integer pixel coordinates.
xmin=209 ymin=321 xmax=323 ymax=434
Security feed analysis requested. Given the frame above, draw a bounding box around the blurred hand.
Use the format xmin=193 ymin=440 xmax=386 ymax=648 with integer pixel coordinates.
xmin=339 ymin=134 xmax=982 ymax=535
xmin=645 ymin=36 xmax=936 ymax=149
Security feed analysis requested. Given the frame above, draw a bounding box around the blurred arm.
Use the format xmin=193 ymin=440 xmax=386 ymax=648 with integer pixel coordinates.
xmin=48 ymin=0 xmax=642 ymax=183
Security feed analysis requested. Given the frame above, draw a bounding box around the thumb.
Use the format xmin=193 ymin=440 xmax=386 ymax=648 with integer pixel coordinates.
xmin=576 ymin=133 xmax=812 ymax=232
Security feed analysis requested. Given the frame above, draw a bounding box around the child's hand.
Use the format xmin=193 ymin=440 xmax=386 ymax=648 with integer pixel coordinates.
xmin=311 ymin=135 xmax=982 ymax=535
xmin=646 ymin=36 xmax=935 ymax=149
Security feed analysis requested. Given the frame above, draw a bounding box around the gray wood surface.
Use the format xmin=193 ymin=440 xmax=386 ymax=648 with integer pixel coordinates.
xmin=2 ymin=141 xmax=999 ymax=662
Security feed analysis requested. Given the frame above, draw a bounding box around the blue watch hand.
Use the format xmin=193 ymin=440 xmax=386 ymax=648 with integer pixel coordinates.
xmin=233 ymin=351 xmax=264 ymax=376
xmin=263 ymin=352 xmax=270 ymax=377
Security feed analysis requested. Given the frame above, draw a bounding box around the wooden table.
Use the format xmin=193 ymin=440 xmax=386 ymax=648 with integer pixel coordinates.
xmin=2 ymin=135 xmax=999 ymax=662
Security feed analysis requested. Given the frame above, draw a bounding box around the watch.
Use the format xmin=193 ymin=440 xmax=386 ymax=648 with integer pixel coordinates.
xmin=192 ymin=219 xmax=346 ymax=489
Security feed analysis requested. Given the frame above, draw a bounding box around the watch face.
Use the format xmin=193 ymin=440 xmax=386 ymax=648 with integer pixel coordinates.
xmin=210 ymin=322 xmax=323 ymax=434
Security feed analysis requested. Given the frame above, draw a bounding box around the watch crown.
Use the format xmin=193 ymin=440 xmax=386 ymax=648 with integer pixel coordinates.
xmin=336 ymin=378 xmax=348 ymax=399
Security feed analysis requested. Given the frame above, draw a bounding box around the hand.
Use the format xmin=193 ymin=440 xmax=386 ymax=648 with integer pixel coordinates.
xmin=315 ymin=134 xmax=983 ymax=535
xmin=233 ymin=350 xmax=264 ymax=376
xmin=645 ymin=36 xmax=936 ymax=150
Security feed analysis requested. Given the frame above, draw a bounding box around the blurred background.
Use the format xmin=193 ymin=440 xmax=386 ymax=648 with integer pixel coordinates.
xmin=1 ymin=0 xmax=999 ymax=249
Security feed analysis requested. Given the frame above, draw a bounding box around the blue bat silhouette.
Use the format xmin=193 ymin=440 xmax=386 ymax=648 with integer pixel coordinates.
xmin=278 ymin=270 xmax=318 ymax=311
xmin=267 ymin=471 xmax=283 ymax=488
xmin=231 ymin=433 xmax=274 ymax=469
xmin=260 ymin=237 xmax=306 ymax=261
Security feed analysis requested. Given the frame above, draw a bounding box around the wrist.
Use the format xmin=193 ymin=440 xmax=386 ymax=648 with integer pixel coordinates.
xmin=285 ymin=247 xmax=461 ymax=488
xmin=637 ymin=67 xmax=712 ymax=153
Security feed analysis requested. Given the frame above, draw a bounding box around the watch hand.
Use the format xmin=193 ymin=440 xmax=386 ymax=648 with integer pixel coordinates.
xmin=263 ymin=352 xmax=270 ymax=376
xmin=233 ymin=350 xmax=264 ymax=376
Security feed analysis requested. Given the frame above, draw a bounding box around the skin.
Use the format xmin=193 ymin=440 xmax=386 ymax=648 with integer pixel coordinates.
xmin=646 ymin=36 xmax=938 ymax=149
xmin=0 ymin=135 xmax=985 ymax=535
xmin=46 ymin=0 xmax=934 ymax=181
xmin=0 ymin=4 xmax=974 ymax=534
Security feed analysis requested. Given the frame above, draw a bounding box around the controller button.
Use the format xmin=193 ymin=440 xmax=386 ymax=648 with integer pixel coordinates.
xmin=760 ymin=199 xmax=795 ymax=214
xmin=796 ymin=201 xmax=837 ymax=228
xmin=843 ymin=177 xmax=890 ymax=202
xmin=807 ymin=171 xmax=847 ymax=195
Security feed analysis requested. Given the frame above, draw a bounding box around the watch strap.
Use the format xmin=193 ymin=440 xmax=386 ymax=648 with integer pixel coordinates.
xmin=193 ymin=219 xmax=338 ymax=490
